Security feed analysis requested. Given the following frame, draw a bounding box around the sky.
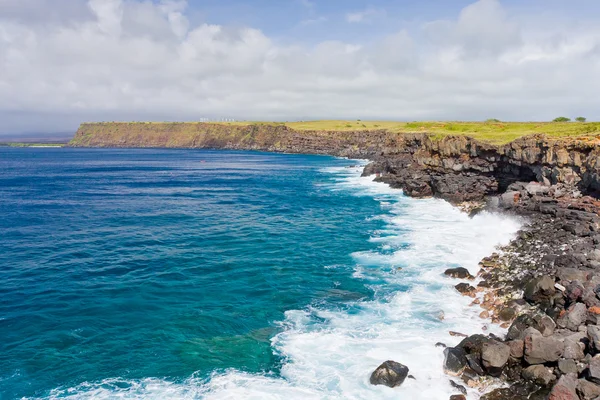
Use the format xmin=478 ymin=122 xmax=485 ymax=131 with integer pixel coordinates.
xmin=1 ymin=0 xmax=600 ymax=134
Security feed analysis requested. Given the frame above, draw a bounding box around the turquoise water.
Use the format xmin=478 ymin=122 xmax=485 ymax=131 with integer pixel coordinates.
xmin=0 ymin=148 xmax=520 ymax=399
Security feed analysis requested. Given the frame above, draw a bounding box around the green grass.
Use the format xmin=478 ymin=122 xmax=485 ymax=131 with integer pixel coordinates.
xmin=209 ymin=120 xmax=600 ymax=144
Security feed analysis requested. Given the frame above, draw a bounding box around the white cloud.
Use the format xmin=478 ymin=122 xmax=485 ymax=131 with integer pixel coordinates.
xmin=1 ymin=0 xmax=600 ymax=133
xmin=346 ymin=7 xmax=385 ymax=23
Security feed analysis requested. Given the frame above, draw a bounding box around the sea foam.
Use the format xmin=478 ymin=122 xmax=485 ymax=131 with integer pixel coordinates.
xmin=40 ymin=164 xmax=521 ymax=400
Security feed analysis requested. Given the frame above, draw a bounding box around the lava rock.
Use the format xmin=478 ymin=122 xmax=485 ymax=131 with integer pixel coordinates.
xmin=444 ymin=267 xmax=475 ymax=280
xmin=455 ymin=283 xmax=477 ymax=297
xmin=521 ymin=365 xmax=556 ymax=386
xmin=557 ymin=302 xmax=588 ymax=331
xmin=443 ymin=347 xmax=468 ymax=376
xmin=524 ymin=275 xmax=556 ymax=304
xmin=524 ymin=330 xmax=564 ymax=364
xmin=481 ymin=340 xmax=510 ymax=376
xmin=369 ymin=360 xmax=409 ymax=387
xmin=449 ymin=380 xmax=467 ymax=395
xmin=548 ymin=374 xmax=579 ymax=400
xmin=577 ymin=379 xmax=600 ymax=400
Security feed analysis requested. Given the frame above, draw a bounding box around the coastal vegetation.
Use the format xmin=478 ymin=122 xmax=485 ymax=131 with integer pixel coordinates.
xmin=72 ymin=120 xmax=600 ymax=146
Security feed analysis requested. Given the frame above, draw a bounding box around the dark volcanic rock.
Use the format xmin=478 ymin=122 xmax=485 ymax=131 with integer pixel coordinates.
xmin=481 ymin=340 xmax=510 ymax=376
xmin=454 ymin=283 xmax=477 ymax=297
xmin=444 ymin=267 xmax=475 ymax=280
xmin=369 ymin=360 xmax=409 ymax=387
xmin=443 ymin=347 xmax=468 ymax=376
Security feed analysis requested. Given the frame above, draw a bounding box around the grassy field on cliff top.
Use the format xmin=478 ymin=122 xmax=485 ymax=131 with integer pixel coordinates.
xmin=80 ymin=120 xmax=600 ymax=145
xmin=223 ymin=120 xmax=600 ymax=144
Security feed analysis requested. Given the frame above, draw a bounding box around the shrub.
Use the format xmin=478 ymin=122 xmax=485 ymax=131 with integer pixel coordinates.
xmin=485 ymin=118 xmax=501 ymax=123
xmin=576 ymin=117 xmax=587 ymax=122
xmin=553 ymin=117 xmax=571 ymax=122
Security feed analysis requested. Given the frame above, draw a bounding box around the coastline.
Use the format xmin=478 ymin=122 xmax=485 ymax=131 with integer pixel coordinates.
xmin=67 ymin=124 xmax=600 ymax=399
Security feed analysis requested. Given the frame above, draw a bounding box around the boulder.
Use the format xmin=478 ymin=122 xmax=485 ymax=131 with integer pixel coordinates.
xmin=524 ymin=275 xmax=556 ymax=303
xmin=369 ymin=360 xmax=409 ymax=387
xmin=498 ymin=307 xmax=517 ymax=322
xmin=507 ymin=339 xmax=525 ymax=358
xmin=444 ymin=267 xmax=474 ymax=280
xmin=534 ymin=313 xmax=557 ymax=337
xmin=548 ymin=374 xmax=579 ymax=400
xmin=558 ymin=358 xmax=579 ymax=375
xmin=557 ymin=268 xmax=589 ymax=283
xmin=455 ymin=283 xmax=477 ymax=297
xmin=449 ymin=396 xmax=466 ymax=400
xmin=524 ymin=331 xmax=564 ymax=364
xmin=521 ymin=365 xmax=556 ymax=386
xmin=499 ymin=191 xmax=521 ymax=209
xmin=558 ymin=303 xmax=588 ymax=331
xmin=563 ymin=337 xmax=586 ymax=360
xmin=481 ymin=341 xmax=510 ymax=375
xmin=584 ymin=357 xmax=600 ymax=385
xmin=577 ymin=379 xmax=600 ymax=400
xmin=443 ymin=347 xmax=468 ymax=376
xmin=589 ymin=325 xmax=600 ymax=351
xmin=507 ymin=314 xmax=536 ymax=340
xmin=449 ymin=380 xmax=467 ymax=395
xmin=481 ymin=388 xmax=527 ymax=400
xmin=565 ymin=281 xmax=585 ymax=303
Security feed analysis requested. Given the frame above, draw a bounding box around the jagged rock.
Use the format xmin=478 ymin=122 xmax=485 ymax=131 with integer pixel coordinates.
xmin=465 ymin=353 xmax=485 ymax=375
xmin=444 ymin=267 xmax=475 ymax=280
xmin=534 ymin=314 xmax=557 ymax=336
xmin=449 ymin=380 xmax=467 ymax=395
xmin=522 ymin=365 xmax=556 ymax=385
xmin=499 ymin=191 xmax=521 ymax=209
xmin=443 ymin=347 xmax=468 ymax=376
xmin=455 ymin=283 xmax=477 ymax=297
xmin=548 ymin=374 xmax=579 ymax=400
xmin=563 ymin=337 xmax=586 ymax=360
xmin=557 ymin=302 xmax=588 ymax=331
xmin=565 ymin=281 xmax=585 ymax=303
xmin=524 ymin=275 xmax=556 ymax=303
xmin=369 ymin=360 xmax=409 ymax=387
xmin=588 ymin=325 xmax=600 ymax=351
xmin=481 ymin=340 xmax=510 ymax=375
xmin=481 ymin=388 xmax=527 ymax=400
xmin=584 ymin=357 xmax=600 ymax=385
xmin=507 ymin=314 xmax=536 ymax=340
xmin=524 ymin=330 xmax=564 ymax=364
xmin=577 ymin=379 xmax=600 ymax=400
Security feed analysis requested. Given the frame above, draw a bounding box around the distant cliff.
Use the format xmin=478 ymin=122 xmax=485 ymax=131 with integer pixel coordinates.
xmin=70 ymin=122 xmax=600 ymax=201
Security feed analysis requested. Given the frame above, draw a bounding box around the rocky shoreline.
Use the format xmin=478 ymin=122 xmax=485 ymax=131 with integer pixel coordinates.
xmin=363 ymin=155 xmax=600 ymax=399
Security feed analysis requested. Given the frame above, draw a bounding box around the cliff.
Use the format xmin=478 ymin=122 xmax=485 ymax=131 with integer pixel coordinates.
xmin=70 ymin=122 xmax=600 ymax=201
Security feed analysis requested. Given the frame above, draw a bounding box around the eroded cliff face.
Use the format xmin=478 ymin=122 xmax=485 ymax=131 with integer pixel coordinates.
xmin=70 ymin=122 xmax=600 ymax=202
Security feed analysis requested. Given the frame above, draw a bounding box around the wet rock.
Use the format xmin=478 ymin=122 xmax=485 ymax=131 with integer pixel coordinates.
xmin=455 ymin=283 xmax=477 ymax=297
xmin=449 ymin=395 xmax=466 ymax=400
xmin=548 ymin=374 xmax=579 ymax=400
xmin=444 ymin=267 xmax=475 ymax=280
xmin=443 ymin=347 xmax=468 ymax=376
xmin=465 ymin=353 xmax=485 ymax=375
xmin=435 ymin=342 xmax=447 ymax=348
xmin=369 ymin=360 xmax=409 ymax=387
xmin=498 ymin=307 xmax=517 ymax=322
xmin=449 ymin=380 xmax=467 ymax=395
xmin=499 ymin=191 xmax=521 ymax=209
xmin=481 ymin=340 xmax=510 ymax=375
xmin=522 ymin=364 xmax=556 ymax=386
xmin=524 ymin=330 xmax=564 ymax=364
xmin=481 ymin=387 xmax=527 ymax=400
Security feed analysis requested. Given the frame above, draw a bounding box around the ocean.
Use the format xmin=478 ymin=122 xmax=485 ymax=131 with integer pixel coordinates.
xmin=0 ymin=147 xmax=520 ymax=399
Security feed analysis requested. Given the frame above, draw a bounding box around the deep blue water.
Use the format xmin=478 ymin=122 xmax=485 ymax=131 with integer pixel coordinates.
xmin=0 ymin=148 xmax=382 ymax=399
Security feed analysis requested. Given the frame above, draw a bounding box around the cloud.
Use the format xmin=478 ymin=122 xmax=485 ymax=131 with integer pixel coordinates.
xmin=345 ymin=7 xmax=386 ymax=24
xmin=1 ymin=0 xmax=600 ymax=133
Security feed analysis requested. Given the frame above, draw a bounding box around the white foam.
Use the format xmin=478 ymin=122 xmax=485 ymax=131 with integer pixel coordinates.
xmin=40 ymin=163 xmax=522 ymax=400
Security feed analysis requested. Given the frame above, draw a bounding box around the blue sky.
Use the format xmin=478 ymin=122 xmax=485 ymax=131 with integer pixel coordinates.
xmin=1 ymin=0 xmax=600 ymax=134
